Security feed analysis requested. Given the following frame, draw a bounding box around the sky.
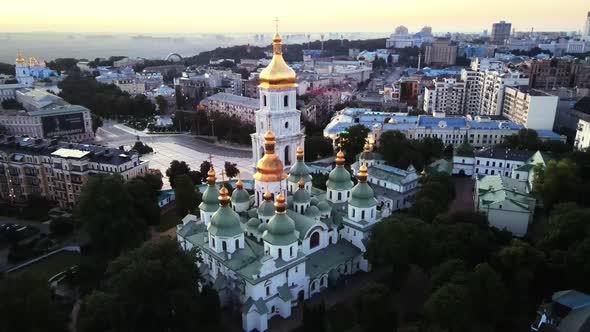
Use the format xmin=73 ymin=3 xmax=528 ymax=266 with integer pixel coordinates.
xmin=0 ymin=0 xmax=588 ymax=34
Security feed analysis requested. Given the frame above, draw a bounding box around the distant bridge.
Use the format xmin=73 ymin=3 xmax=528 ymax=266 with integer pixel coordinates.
xmin=165 ymin=53 xmax=183 ymax=62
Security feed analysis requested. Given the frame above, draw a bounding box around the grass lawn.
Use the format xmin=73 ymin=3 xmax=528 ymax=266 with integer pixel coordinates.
xmin=13 ymin=250 xmax=81 ymax=281
xmin=157 ymin=209 xmax=182 ymax=232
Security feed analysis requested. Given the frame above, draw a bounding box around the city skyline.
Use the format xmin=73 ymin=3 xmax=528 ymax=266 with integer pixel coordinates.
xmin=0 ymin=0 xmax=588 ymax=34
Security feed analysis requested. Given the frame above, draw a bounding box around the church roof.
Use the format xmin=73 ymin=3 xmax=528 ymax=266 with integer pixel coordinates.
xmin=208 ymin=205 xmax=243 ymax=237
xmin=305 ymin=240 xmax=361 ymax=279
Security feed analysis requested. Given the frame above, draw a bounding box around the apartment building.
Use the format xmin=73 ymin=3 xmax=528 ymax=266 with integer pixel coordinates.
xmin=423 ymin=39 xmax=457 ymax=67
xmin=502 ymin=86 xmax=558 ymax=130
xmin=201 ymin=92 xmax=259 ymax=124
xmin=0 ymin=135 xmax=149 ymax=208
xmin=423 ymin=77 xmax=466 ymax=115
xmin=575 ymin=118 xmax=590 ymax=150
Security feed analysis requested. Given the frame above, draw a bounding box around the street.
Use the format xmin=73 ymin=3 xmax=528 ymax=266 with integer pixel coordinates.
xmin=95 ymin=121 xmax=253 ymax=189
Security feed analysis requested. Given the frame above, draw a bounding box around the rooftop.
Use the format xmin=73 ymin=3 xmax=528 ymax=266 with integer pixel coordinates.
xmin=474 ymin=148 xmax=535 ymax=162
xmin=203 ymin=92 xmax=259 ymax=109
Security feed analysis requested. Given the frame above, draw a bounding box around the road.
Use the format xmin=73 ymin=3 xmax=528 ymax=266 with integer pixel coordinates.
xmin=95 ymin=121 xmax=253 ymax=189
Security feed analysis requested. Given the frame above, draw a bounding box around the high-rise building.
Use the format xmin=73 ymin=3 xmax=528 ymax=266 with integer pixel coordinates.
xmin=423 ymin=39 xmax=457 ymax=67
xmin=501 ymin=86 xmax=559 ymax=130
xmin=491 ymin=21 xmax=512 ymax=44
xmin=423 ymin=77 xmax=466 ymax=115
xmin=584 ymin=11 xmax=590 ymax=41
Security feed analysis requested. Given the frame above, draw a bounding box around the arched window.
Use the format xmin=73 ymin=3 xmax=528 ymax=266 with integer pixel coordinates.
xmin=278 ymin=248 xmax=282 ymax=258
xmin=235 ymin=239 xmax=239 ymax=250
xmin=329 ymin=191 xmax=332 ymax=199
xmin=263 ymin=95 xmax=267 ymax=106
xmin=222 ymin=241 xmax=227 ymax=251
xmin=285 ymin=121 xmax=289 ymax=129
xmin=211 ymin=238 xmax=216 ymax=248
xmin=284 ymin=145 xmax=291 ymax=166
xmin=352 ymin=209 xmax=355 ymax=218
xmin=284 ymin=95 xmax=289 ymax=107
xmin=266 ymin=286 xmax=270 ymax=296
xmin=361 ymin=210 xmax=365 ymax=219
xmin=311 ymin=281 xmax=316 ymax=291
xmin=310 ymin=232 xmax=320 ymax=249
xmin=290 ymin=246 xmax=293 ymax=257
xmin=337 ymin=192 xmax=342 ymax=200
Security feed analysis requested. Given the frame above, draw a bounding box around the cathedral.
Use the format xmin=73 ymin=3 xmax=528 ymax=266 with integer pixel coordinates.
xmin=176 ymin=27 xmax=388 ymax=332
xmin=14 ymin=52 xmax=57 ymax=86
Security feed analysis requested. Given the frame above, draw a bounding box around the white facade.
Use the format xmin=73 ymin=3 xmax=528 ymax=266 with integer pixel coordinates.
xmin=575 ymin=118 xmax=590 ymax=151
xmin=423 ymin=78 xmax=466 ymax=115
xmin=203 ymin=92 xmax=259 ymax=124
xmin=502 ymin=86 xmax=558 ymax=130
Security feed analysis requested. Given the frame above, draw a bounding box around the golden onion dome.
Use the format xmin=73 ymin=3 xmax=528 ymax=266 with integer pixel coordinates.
xmin=357 ymin=162 xmax=368 ymax=183
xmin=259 ymin=30 xmax=297 ymax=90
xmin=296 ymin=146 xmax=304 ymax=161
xmin=274 ymin=192 xmax=287 ymax=214
xmin=218 ymin=184 xmax=231 ymax=207
xmin=28 ymin=57 xmax=37 ymax=65
xmin=236 ymin=176 xmax=244 ymax=190
xmin=15 ymin=52 xmax=25 ymax=64
xmin=207 ymin=167 xmax=216 ymax=186
xmin=335 ymin=149 xmax=346 ymax=167
xmin=254 ymin=129 xmax=287 ymax=182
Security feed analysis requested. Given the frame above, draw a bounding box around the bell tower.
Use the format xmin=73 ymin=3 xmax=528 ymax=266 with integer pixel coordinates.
xmin=252 ymin=20 xmax=304 ymax=171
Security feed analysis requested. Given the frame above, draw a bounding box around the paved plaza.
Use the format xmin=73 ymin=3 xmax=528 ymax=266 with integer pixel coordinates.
xmin=95 ymin=121 xmax=253 ymax=189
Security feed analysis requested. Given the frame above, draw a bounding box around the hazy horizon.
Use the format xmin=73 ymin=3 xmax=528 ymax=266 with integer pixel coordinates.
xmin=1 ymin=0 xmax=588 ymax=34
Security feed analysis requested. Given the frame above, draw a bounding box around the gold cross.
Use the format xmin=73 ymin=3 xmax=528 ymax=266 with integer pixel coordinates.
xmin=220 ymin=170 xmax=226 ymax=182
xmin=274 ymin=17 xmax=279 ymax=34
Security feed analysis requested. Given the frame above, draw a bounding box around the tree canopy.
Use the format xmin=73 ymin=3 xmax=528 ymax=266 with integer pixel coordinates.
xmin=338 ymin=124 xmax=370 ymax=161
xmin=77 ymin=240 xmax=221 ymax=332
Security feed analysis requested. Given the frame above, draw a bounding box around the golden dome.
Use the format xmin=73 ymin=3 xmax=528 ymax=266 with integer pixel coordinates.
xmin=298 ymin=177 xmax=305 ymax=189
xmin=236 ymin=176 xmax=244 ymax=189
xmin=218 ymin=184 xmax=230 ymax=207
xmin=39 ymin=60 xmax=46 ymax=67
xmin=335 ymin=147 xmax=346 ymax=167
xmin=15 ymin=52 xmax=25 ymax=64
xmin=263 ymin=189 xmax=272 ymax=201
xmin=363 ymin=141 xmax=371 ymax=153
xmin=358 ymin=162 xmax=368 ymax=182
xmin=28 ymin=57 xmax=37 ymax=65
xmin=274 ymin=192 xmax=287 ymax=214
xmin=254 ymin=129 xmax=287 ymax=182
xmin=296 ymin=146 xmax=304 ymax=161
xmin=207 ymin=167 xmax=216 ymax=186
xmin=258 ymin=29 xmax=297 ymax=90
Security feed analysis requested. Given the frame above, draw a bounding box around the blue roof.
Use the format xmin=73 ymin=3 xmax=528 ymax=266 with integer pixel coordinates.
xmin=553 ymin=290 xmax=590 ymax=310
xmin=467 ymin=120 xmax=522 ymax=130
xmin=536 ymin=130 xmax=562 ymax=139
xmin=418 ymin=116 xmax=467 ymax=128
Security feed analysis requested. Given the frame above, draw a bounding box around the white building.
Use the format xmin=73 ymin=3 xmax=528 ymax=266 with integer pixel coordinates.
xmin=584 ymin=11 xmax=590 ymax=41
xmin=423 ymin=77 xmax=466 ymax=115
xmin=473 ymin=147 xmax=535 ymax=178
xmin=202 ymin=92 xmax=259 ymax=125
xmin=502 ymin=86 xmax=558 ymax=130
xmin=575 ymin=118 xmax=590 ymax=151
xmin=475 ymin=175 xmax=536 ymax=237
xmin=176 ymin=29 xmax=390 ymax=332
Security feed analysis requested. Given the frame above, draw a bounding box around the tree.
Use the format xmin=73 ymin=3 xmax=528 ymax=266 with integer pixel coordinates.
xmin=355 ymin=283 xmax=396 ymax=332
xmin=1 ymin=98 xmax=24 ymax=110
xmin=132 ymin=140 xmax=154 ymax=155
xmin=141 ymin=171 xmax=164 ymax=192
xmin=75 ymin=174 xmax=148 ymax=258
xmin=91 ymin=113 xmax=103 ymax=133
xmin=126 ymin=177 xmax=160 ymax=226
xmin=339 ymin=124 xmax=370 ymax=161
xmin=0 ymin=274 xmax=69 ymax=332
xmin=199 ymin=160 xmax=213 ymax=181
xmin=78 ymin=240 xmax=221 ymax=332
xmin=188 ymin=170 xmax=203 ymax=185
xmin=533 ymin=159 xmax=581 ymax=209
xmin=155 ymin=95 xmax=168 ymax=112
xmin=537 ymin=203 xmax=590 ymax=251
xmin=166 ymin=160 xmax=191 ymax=189
xmin=0 ymin=62 xmax=15 ymax=75
xmin=174 ymin=175 xmax=198 ymax=215
xmin=305 ymin=136 xmax=334 ymax=161
xmin=425 ymin=283 xmax=471 ymax=332
xmin=49 ymin=216 xmax=74 ymax=236
xmin=430 ymin=259 xmax=469 ymax=290
xmin=302 ymin=301 xmax=326 ymax=332
xmin=466 ymin=263 xmax=508 ymax=328
xmin=224 ymin=161 xmax=239 ymax=178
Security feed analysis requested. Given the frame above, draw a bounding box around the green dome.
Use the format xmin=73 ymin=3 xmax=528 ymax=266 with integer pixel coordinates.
xmin=232 ymin=188 xmax=250 ymax=204
xmin=305 ymin=205 xmax=321 ymax=218
xmin=247 ymin=217 xmax=260 ymax=228
xmin=258 ymin=200 xmax=275 ymax=217
xmin=199 ymin=185 xmax=219 ymax=212
xmin=208 ymin=206 xmax=243 ymax=237
xmin=349 ymin=182 xmax=378 ymax=208
xmin=310 ymin=197 xmax=319 ymax=206
xmin=327 ymin=167 xmax=353 ymax=190
xmin=293 ymin=188 xmax=311 ymax=204
xmin=317 ymin=201 xmax=331 ymax=213
xmin=257 ymin=222 xmax=267 ymax=233
xmin=288 ymin=160 xmax=312 ymax=183
xmin=262 ymin=214 xmax=298 ymax=245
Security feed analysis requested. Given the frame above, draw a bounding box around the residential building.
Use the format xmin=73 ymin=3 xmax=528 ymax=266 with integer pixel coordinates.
xmin=502 ymin=86 xmax=559 ymax=130
xmin=0 ymin=135 xmax=149 ymax=207
xmin=423 ymin=39 xmax=457 ymax=67
xmin=584 ymin=11 xmax=590 ymax=41
xmin=531 ymin=289 xmax=590 ymax=332
xmin=575 ymin=118 xmax=590 ymax=150
xmin=528 ymin=58 xmax=575 ymax=90
xmin=491 ymin=21 xmax=512 ymax=44
xmin=478 ymin=69 xmax=529 ymax=116
xmin=475 ymin=174 xmax=536 ymax=237
xmin=423 ymin=77 xmax=466 ymax=115
xmin=386 ymin=25 xmax=434 ymax=48
xmin=201 ymin=92 xmax=259 ymax=124
xmin=176 ymin=29 xmax=392 ymax=332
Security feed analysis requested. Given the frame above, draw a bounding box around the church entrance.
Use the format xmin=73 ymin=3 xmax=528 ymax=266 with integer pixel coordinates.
xmin=297 ymin=290 xmax=305 ymax=303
